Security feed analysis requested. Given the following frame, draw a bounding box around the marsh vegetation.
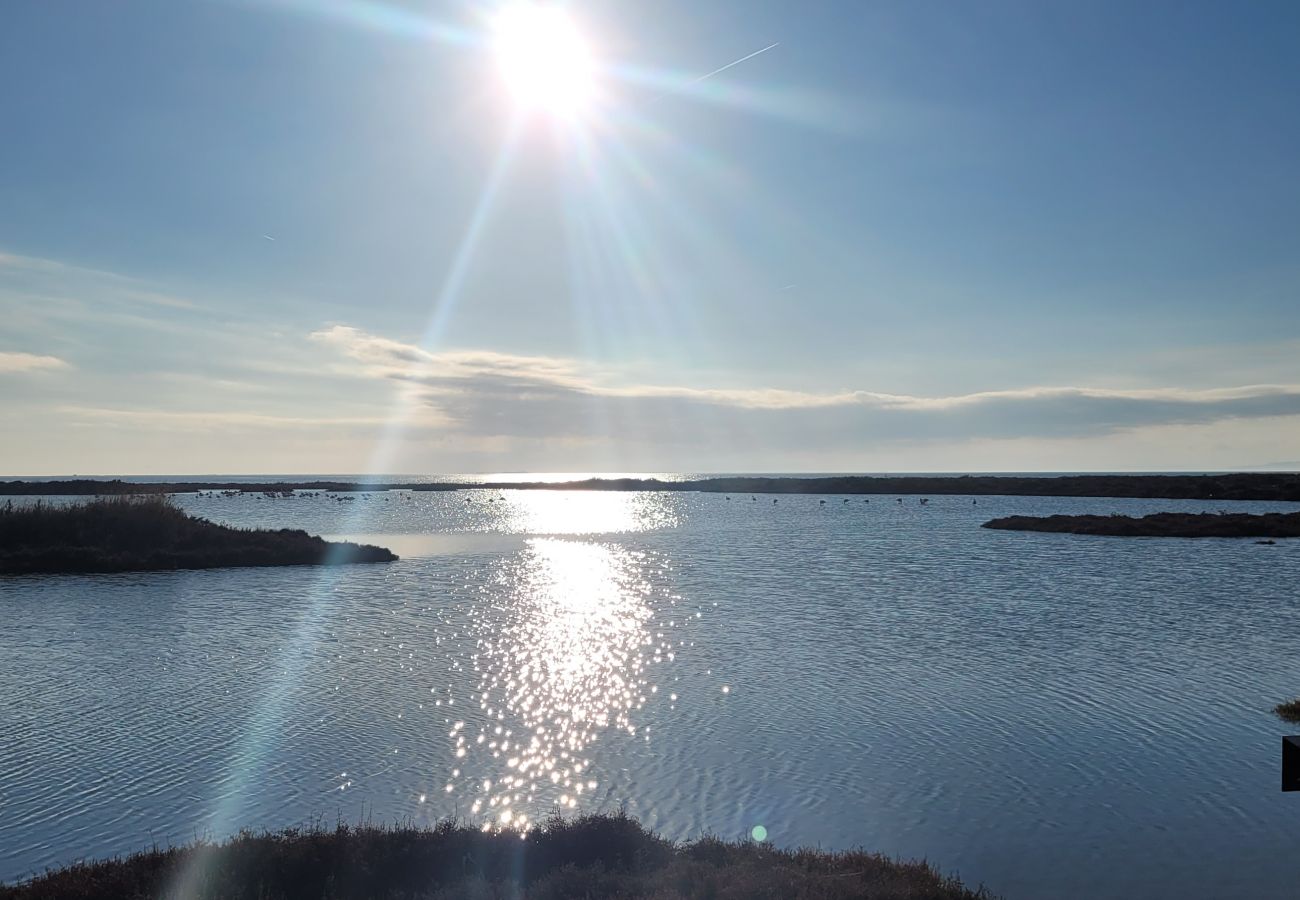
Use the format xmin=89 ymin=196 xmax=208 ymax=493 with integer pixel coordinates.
xmin=0 ymin=496 xmax=396 ymax=575
xmin=1274 ymin=699 xmax=1300 ymax=724
xmin=0 ymin=812 xmax=988 ymax=900
xmin=982 ymin=511 xmax=1300 ymax=538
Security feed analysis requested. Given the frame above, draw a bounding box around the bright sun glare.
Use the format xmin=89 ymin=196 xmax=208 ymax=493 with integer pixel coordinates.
xmin=492 ymin=4 xmax=597 ymax=118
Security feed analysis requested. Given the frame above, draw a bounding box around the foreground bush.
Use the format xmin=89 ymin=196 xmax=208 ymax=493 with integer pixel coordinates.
xmin=0 ymin=813 xmax=990 ymax=900
xmin=0 ymin=496 xmax=395 ymax=574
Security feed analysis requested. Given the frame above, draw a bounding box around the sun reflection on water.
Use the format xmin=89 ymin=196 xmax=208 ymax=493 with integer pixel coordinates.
xmin=490 ymin=489 xmax=680 ymax=535
xmin=443 ymin=537 xmax=684 ymax=829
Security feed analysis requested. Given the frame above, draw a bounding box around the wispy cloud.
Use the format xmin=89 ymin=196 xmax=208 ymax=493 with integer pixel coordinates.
xmin=0 ymin=351 xmax=70 ymax=374
xmin=58 ymin=405 xmax=393 ymax=431
xmin=0 ymin=249 xmax=202 ymax=314
xmin=312 ymin=325 xmax=1300 ymax=444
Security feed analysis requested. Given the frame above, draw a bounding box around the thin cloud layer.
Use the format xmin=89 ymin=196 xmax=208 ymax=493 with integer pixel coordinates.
xmin=311 ymin=325 xmax=1300 ymax=445
xmin=58 ymin=405 xmax=390 ymax=432
xmin=0 ymin=351 xmax=70 ymax=374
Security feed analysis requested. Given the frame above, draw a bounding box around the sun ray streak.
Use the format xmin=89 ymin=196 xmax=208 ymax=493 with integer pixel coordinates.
xmin=607 ymin=63 xmax=851 ymax=130
xmin=247 ymin=0 xmax=477 ymax=46
xmin=419 ymin=123 xmax=522 ymax=354
xmin=163 ymin=557 xmax=353 ymax=898
xmin=362 ymin=120 xmax=522 ymax=479
xmin=557 ymin=125 xmax=732 ymax=454
xmin=165 ymin=119 xmax=522 ymax=897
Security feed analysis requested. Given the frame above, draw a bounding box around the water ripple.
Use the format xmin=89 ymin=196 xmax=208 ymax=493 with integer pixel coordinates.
xmin=2 ymin=491 xmax=1299 ymax=898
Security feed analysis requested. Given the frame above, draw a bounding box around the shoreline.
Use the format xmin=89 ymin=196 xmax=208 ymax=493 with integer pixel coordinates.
xmin=3 ymin=472 xmax=1300 ymax=501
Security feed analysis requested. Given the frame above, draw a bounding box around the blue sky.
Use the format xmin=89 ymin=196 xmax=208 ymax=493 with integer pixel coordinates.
xmin=2 ymin=0 xmax=1298 ymax=474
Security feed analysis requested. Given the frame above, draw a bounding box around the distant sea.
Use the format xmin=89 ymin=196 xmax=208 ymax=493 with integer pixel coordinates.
xmin=2 ymin=470 xmax=1256 ymax=483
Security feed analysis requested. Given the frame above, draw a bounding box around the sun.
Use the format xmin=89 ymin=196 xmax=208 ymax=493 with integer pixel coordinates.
xmin=491 ymin=4 xmax=597 ymax=118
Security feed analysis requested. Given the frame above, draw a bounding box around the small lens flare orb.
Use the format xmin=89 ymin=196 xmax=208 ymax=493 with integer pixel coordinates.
xmin=492 ymin=4 xmax=596 ymax=117
xmin=751 ymin=824 xmax=768 ymax=842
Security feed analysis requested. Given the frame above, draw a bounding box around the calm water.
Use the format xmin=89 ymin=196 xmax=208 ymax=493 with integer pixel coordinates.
xmin=2 ymin=489 xmax=1299 ymax=897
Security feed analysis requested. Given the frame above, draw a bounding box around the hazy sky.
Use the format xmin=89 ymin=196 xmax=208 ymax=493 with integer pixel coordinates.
xmin=3 ymin=0 xmax=1299 ymax=475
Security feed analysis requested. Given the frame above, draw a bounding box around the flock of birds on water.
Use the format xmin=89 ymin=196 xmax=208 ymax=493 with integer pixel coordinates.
xmin=193 ymin=490 xmax=976 ymax=506
xmin=722 ymin=495 xmax=975 ymax=505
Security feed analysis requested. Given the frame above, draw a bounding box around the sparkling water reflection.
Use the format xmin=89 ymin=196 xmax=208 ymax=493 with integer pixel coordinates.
xmin=451 ymin=539 xmax=678 ymax=828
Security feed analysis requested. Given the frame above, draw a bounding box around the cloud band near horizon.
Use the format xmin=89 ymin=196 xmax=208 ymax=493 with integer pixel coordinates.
xmin=310 ymin=325 xmax=1300 ymax=446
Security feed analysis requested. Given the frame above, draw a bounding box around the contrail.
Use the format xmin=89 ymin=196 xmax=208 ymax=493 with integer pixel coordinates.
xmin=694 ymin=41 xmax=779 ymax=83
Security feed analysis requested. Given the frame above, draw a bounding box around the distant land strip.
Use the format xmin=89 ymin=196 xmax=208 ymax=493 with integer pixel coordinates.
xmin=3 ymin=473 xmax=1300 ymax=501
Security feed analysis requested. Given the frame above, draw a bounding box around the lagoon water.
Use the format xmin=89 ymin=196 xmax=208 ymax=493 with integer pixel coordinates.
xmin=2 ymin=488 xmax=1299 ymax=897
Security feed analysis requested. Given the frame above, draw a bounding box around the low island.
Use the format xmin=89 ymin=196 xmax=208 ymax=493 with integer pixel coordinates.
xmin=0 ymin=812 xmax=986 ymax=900
xmin=0 ymin=496 xmax=396 ymax=575
xmin=982 ymin=510 xmax=1300 ymax=538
